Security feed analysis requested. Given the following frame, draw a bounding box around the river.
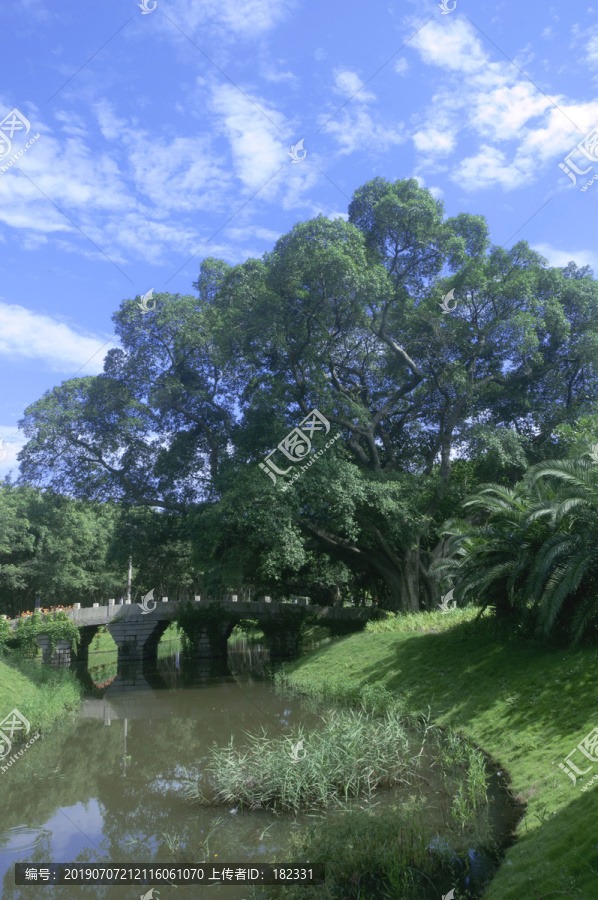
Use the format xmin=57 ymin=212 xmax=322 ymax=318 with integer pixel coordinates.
xmin=0 ymin=638 xmax=520 ymax=899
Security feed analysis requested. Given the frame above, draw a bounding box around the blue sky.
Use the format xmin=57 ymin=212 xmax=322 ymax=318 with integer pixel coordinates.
xmin=0 ymin=0 xmax=597 ymax=477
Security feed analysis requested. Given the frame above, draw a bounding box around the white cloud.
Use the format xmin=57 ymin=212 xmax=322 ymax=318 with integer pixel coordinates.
xmin=0 ymin=425 xmax=26 ymax=476
xmin=333 ymin=70 xmax=377 ymax=104
xmin=210 ymin=83 xmax=286 ymax=194
xmin=406 ymin=17 xmax=598 ymax=191
xmin=585 ymin=29 xmax=598 ymax=66
xmin=531 ymin=243 xmax=598 ymax=274
xmin=166 ymin=0 xmax=295 ymax=39
xmin=453 ymin=144 xmax=530 ymax=191
xmin=0 ymin=86 xmax=324 ymax=267
xmin=411 ymin=175 xmax=444 ymax=198
xmin=0 ymin=301 xmax=112 ymax=373
xmin=0 ymin=100 xmax=240 ymax=264
xmin=207 ymin=82 xmax=324 ymax=215
xmin=413 ymin=115 xmax=458 ymax=156
xmin=409 ymin=18 xmax=489 ymax=75
xmin=227 ymin=224 xmax=281 ymax=242
xmin=260 ymin=64 xmax=298 ymax=84
xmin=95 ymin=103 xmax=131 ymax=142
xmin=320 ymin=106 xmax=405 ymax=156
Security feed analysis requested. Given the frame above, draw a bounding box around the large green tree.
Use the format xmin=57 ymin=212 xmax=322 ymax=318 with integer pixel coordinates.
xmin=17 ymin=178 xmax=598 ymax=610
xmin=0 ymin=482 xmax=123 ymax=616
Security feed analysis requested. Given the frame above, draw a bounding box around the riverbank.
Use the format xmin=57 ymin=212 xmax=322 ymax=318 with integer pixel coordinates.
xmin=0 ymin=656 xmax=82 ymax=742
xmin=278 ymin=608 xmax=598 ymax=900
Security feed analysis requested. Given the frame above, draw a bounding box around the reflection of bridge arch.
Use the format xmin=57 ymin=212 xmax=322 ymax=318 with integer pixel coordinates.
xmin=18 ymin=599 xmax=384 ymax=669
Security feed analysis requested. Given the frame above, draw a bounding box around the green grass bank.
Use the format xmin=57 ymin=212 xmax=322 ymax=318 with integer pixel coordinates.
xmin=0 ymin=656 xmax=82 ymax=741
xmin=279 ymin=608 xmax=598 ymax=900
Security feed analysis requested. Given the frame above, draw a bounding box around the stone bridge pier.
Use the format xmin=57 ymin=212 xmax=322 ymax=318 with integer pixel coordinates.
xmin=72 ymin=625 xmax=101 ymax=666
xmin=186 ymin=616 xmax=302 ymax=659
xmin=35 ymin=635 xmax=75 ymax=667
xmin=267 ymin=629 xmax=301 ymax=656
xmin=191 ymin=621 xmax=230 ymax=658
xmin=107 ymin=615 xmax=170 ymax=665
xmin=36 ymin=625 xmax=103 ymax=668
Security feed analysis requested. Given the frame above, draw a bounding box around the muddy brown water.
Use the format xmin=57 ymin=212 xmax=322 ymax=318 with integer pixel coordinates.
xmin=0 ymin=639 xmax=521 ymax=899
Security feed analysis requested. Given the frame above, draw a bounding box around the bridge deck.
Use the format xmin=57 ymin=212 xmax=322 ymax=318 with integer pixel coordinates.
xmin=6 ymin=599 xmax=379 ymax=629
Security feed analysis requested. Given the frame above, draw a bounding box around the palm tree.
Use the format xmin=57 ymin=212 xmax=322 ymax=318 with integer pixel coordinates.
xmin=432 ymin=480 xmax=551 ymax=624
xmin=433 ymin=442 xmax=598 ymax=645
xmin=521 ymin=444 xmax=598 ymax=643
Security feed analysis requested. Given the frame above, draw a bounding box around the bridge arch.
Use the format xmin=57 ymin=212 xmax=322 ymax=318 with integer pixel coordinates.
xmin=22 ymin=599 xmax=384 ymax=669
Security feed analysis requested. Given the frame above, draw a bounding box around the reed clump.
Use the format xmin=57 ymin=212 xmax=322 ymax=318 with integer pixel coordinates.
xmin=431 ymin=727 xmax=490 ymax=833
xmin=185 ymin=706 xmax=415 ymax=813
xmin=243 ymin=805 xmax=468 ymax=900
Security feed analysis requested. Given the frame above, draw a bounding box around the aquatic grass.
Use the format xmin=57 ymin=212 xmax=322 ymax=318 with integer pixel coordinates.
xmin=185 ymin=706 xmax=414 ymax=813
xmin=159 ymin=817 xmax=224 ymax=872
xmin=466 ymin=748 xmax=489 ymax=808
xmin=267 ymin=805 xmax=467 ymax=900
xmin=433 ymin=728 xmax=476 ymax=777
xmin=271 ymin=672 xmax=493 ymax=831
xmin=161 ymin=829 xmax=185 ymax=858
xmin=428 ymin=727 xmax=490 ymax=832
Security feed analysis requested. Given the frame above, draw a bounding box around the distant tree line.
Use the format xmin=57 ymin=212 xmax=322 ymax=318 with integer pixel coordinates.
xmin=0 ymin=484 xmax=198 ymax=617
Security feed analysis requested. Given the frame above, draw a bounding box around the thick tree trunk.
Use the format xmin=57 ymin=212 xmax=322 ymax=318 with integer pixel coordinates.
xmin=300 ymin=521 xmax=432 ymax=613
xmin=334 ymin=544 xmax=419 ymax=613
xmin=398 ymin=545 xmax=420 ymax=612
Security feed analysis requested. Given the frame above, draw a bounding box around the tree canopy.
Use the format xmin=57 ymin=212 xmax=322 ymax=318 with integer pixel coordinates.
xmin=17 ymin=177 xmax=598 ymax=611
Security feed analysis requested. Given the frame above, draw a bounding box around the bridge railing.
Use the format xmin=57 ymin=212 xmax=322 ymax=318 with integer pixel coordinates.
xmin=2 ymin=595 xmax=317 ymax=627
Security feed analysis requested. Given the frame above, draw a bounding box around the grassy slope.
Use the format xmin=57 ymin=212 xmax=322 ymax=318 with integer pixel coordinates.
xmin=0 ymin=656 xmax=82 ymax=739
xmin=280 ymin=609 xmax=598 ymax=900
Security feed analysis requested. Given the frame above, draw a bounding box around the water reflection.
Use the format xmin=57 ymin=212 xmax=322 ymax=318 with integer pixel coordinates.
xmin=0 ymin=640 xmax=320 ymax=899
xmin=0 ymin=639 xmax=520 ymax=899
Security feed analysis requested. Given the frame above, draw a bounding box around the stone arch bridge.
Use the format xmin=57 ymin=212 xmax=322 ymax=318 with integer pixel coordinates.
xmin=18 ymin=599 xmax=385 ymax=668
